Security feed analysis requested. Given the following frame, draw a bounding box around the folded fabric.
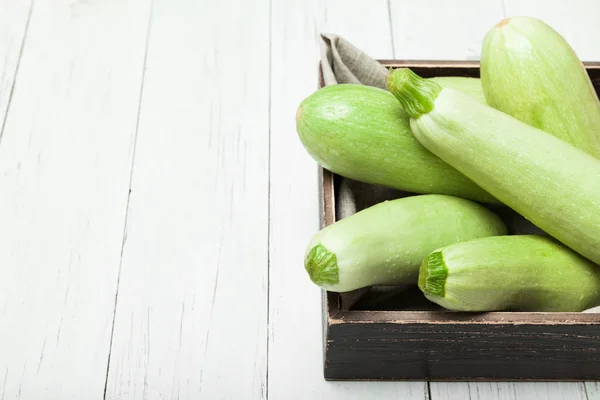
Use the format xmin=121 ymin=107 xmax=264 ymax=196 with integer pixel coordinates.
xmin=320 ymin=33 xmax=389 ymax=88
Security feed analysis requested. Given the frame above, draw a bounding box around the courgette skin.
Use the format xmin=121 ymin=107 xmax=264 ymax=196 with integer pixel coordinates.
xmin=419 ymin=235 xmax=600 ymax=312
xmin=430 ymin=77 xmax=486 ymax=104
xmin=387 ymin=68 xmax=600 ymax=266
xmin=296 ymin=83 xmax=498 ymax=204
xmin=304 ymin=194 xmax=507 ymax=293
xmin=481 ymin=17 xmax=600 ymax=158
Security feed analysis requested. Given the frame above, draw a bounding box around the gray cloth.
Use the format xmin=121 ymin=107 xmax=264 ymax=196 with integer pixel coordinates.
xmin=320 ymin=33 xmax=389 ymax=89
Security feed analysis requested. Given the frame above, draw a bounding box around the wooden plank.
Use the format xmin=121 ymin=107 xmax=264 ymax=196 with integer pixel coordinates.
xmin=588 ymin=383 xmax=600 ymax=399
xmin=430 ymin=383 xmax=589 ymax=400
xmin=389 ymin=0 xmax=504 ymax=61
xmin=103 ymin=0 xmax=270 ymax=398
xmin=0 ymin=0 xmax=151 ymax=398
xmin=325 ymin=318 xmax=600 ymax=381
xmin=320 ymin=0 xmax=394 ymax=59
xmin=0 ymin=0 xmax=31 ymax=129
xmin=268 ymin=0 xmax=426 ymax=398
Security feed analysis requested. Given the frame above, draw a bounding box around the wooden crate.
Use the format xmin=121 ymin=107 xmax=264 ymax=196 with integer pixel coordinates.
xmin=319 ymin=61 xmax=600 ymax=381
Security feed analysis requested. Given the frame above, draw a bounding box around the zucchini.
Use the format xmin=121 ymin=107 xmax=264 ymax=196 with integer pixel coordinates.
xmin=296 ymin=82 xmax=498 ymax=204
xmin=386 ymin=68 xmax=600 ymax=265
xmin=430 ymin=76 xmax=486 ymax=104
xmin=481 ymin=17 xmax=600 ymax=157
xmin=304 ymin=194 xmax=507 ymax=292
xmin=419 ymin=235 xmax=600 ymax=312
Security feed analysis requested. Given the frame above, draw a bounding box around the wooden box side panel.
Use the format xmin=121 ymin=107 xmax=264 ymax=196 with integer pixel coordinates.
xmin=325 ymin=321 xmax=600 ymax=381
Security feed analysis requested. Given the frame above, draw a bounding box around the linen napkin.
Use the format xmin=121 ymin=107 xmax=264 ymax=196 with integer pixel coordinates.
xmin=318 ymin=33 xmax=599 ymax=313
xmin=320 ymin=33 xmax=389 ymax=89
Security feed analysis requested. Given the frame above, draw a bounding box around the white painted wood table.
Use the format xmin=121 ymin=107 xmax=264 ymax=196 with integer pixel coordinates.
xmin=1 ymin=0 xmax=599 ymax=399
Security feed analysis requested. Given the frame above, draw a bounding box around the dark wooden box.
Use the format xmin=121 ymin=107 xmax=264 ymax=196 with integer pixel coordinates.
xmin=319 ymin=60 xmax=600 ymax=381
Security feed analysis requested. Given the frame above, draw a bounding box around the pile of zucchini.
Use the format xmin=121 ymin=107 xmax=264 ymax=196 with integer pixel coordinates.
xmin=296 ymin=16 xmax=600 ymax=312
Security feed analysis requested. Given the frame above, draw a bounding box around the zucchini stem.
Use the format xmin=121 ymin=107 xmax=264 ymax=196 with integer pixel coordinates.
xmin=418 ymin=251 xmax=448 ymax=297
xmin=386 ymin=68 xmax=442 ymax=119
xmin=305 ymin=244 xmax=339 ymax=286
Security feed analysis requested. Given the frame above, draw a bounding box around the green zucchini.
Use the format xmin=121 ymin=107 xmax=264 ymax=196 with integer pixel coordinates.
xmin=304 ymin=194 xmax=507 ymax=292
xmin=386 ymin=68 xmax=600 ymax=265
xmin=419 ymin=235 xmax=600 ymax=312
xmin=296 ymin=82 xmax=498 ymax=204
xmin=481 ymin=17 xmax=600 ymax=158
xmin=430 ymin=76 xmax=486 ymax=104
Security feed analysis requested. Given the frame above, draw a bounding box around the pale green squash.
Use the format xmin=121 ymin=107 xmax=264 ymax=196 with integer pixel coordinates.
xmin=304 ymin=194 xmax=506 ymax=292
xmin=419 ymin=235 xmax=600 ymax=312
xmin=481 ymin=16 xmax=600 ymax=158
xmin=296 ymin=82 xmax=498 ymax=204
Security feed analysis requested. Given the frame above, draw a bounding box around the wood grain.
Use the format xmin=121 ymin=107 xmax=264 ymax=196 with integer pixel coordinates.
xmin=325 ymin=318 xmax=600 ymax=381
xmin=0 ymin=0 xmax=152 ymax=398
xmin=103 ymin=0 xmax=270 ymax=399
xmin=430 ymin=382 xmax=590 ymax=400
xmin=0 ymin=0 xmax=31 ymax=132
xmin=588 ymin=383 xmax=600 ymax=400
xmin=269 ymin=0 xmax=427 ymax=398
xmin=389 ymin=0 xmax=505 ymax=61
